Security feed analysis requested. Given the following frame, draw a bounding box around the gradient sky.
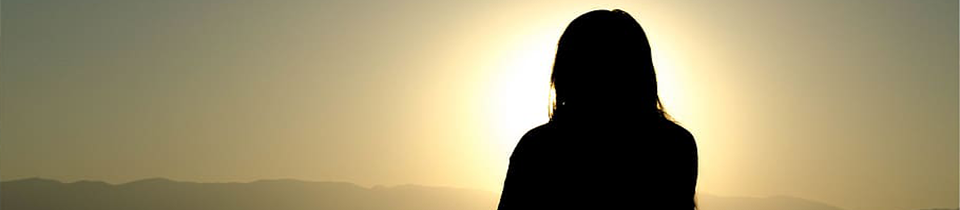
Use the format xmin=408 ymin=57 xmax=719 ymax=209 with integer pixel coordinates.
xmin=2 ymin=1 xmax=957 ymax=210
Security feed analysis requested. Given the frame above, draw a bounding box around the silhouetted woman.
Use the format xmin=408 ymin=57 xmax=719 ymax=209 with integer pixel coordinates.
xmin=497 ymin=9 xmax=698 ymax=209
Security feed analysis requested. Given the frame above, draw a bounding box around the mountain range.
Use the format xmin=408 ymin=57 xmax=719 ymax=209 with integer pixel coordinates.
xmin=0 ymin=178 xmax=950 ymax=210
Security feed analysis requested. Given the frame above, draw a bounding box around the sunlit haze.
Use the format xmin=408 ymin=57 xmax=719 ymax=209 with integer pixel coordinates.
xmin=2 ymin=1 xmax=956 ymax=210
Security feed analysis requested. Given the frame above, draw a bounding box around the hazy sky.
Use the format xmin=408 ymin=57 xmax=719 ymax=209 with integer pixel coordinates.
xmin=2 ymin=1 xmax=957 ymax=210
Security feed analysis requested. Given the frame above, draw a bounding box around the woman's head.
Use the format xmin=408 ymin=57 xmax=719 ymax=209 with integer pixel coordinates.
xmin=549 ymin=9 xmax=665 ymax=121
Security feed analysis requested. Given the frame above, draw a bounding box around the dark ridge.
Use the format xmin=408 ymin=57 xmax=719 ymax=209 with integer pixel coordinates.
xmin=3 ymin=177 xmax=61 ymax=184
xmin=120 ymin=177 xmax=178 ymax=186
xmin=0 ymin=178 xmax=499 ymax=210
xmin=2 ymin=178 xmax=950 ymax=210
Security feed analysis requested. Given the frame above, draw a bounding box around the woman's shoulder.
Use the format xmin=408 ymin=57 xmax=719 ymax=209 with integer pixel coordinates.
xmin=659 ymin=120 xmax=697 ymax=149
xmin=510 ymin=123 xmax=556 ymax=160
xmin=523 ymin=123 xmax=556 ymax=139
xmin=662 ymin=121 xmax=693 ymax=139
xmin=516 ymin=123 xmax=555 ymax=147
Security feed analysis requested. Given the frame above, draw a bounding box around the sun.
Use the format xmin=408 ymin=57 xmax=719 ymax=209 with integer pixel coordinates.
xmin=485 ymin=28 xmax=559 ymax=157
xmin=650 ymin=42 xmax=688 ymax=123
xmin=474 ymin=11 xmax=694 ymax=193
xmin=489 ymin=41 xmax=687 ymax=148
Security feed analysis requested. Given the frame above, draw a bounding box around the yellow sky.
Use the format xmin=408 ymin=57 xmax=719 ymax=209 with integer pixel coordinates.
xmin=1 ymin=1 xmax=957 ymax=210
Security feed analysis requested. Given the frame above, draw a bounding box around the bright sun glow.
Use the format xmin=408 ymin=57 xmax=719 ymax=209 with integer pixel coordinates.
xmin=650 ymin=43 xmax=687 ymax=122
xmin=487 ymin=27 xmax=559 ymax=157
xmin=486 ymin=23 xmax=688 ymax=158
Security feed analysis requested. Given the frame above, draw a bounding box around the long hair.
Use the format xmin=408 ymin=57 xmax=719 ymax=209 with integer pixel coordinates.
xmin=548 ymin=9 xmax=669 ymax=121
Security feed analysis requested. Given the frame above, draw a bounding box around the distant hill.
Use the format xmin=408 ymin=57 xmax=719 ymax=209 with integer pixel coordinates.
xmin=2 ymin=177 xmax=946 ymax=210
xmin=697 ymin=194 xmax=845 ymax=210
xmin=1 ymin=178 xmax=497 ymax=210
